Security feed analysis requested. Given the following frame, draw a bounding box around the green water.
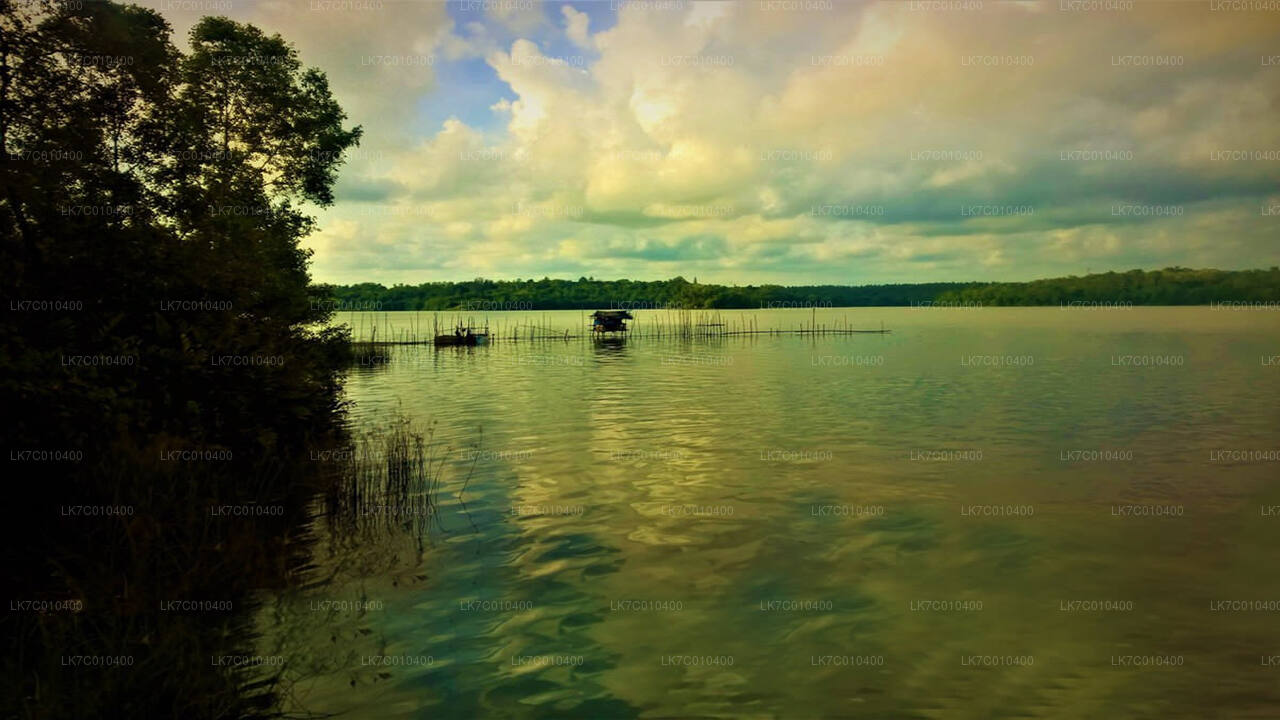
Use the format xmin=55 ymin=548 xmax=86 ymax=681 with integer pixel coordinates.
xmin=262 ymin=307 xmax=1280 ymax=719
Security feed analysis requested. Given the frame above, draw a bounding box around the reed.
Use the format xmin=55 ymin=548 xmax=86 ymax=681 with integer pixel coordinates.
xmin=323 ymin=418 xmax=444 ymax=542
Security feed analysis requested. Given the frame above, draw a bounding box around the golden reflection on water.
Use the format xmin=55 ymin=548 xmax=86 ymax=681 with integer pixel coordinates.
xmin=266 ymin=308 xmax=1280 ymax=718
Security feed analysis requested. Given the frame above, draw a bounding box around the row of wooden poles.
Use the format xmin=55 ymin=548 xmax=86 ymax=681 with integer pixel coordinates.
xmin=348 ymin=310 xmax=888 ymax=346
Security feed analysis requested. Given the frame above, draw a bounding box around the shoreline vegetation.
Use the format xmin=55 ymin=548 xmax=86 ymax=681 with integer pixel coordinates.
xmin=0 ymin=3 xmax=426 ymax=718
xmin=323 ymin=267 xmax=1280 ymax=311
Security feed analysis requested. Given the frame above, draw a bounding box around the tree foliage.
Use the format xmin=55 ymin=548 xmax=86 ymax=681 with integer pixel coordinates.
xmin=1 ymin=2 xmax=360 ymax=716
xmin=932 ymin=267 xmax=1280 ymax=306
xmin=2 ymin=1 xmax=361 ymax=454
xmin=321 ymin=268 xmax=1279 ymax=311
xmin=323 ymin=276 xmax=981 ymax=311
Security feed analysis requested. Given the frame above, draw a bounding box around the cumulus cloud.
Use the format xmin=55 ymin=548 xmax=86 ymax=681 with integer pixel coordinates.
xmin=140 ymin=1 xmax=1280 ymax=284
xmin=561 ymin=5 xmax=591 ymax=49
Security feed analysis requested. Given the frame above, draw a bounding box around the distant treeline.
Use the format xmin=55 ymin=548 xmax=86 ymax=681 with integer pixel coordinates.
xmin=322 ymin=277 xmax=979 ymax=310
xmin=933 ymin=267 xmax=1280 ymax=306
xmin=322 ymin=268 xmax=1280 ymax=310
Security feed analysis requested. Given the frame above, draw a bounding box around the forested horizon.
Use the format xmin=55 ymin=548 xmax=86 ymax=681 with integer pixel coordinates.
xmin=322 ymin=267 xmax=1280 ymax=310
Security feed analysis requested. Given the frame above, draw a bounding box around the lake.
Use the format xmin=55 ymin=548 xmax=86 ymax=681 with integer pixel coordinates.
xmin=260 ymin=307 xmax=1280 ymax=719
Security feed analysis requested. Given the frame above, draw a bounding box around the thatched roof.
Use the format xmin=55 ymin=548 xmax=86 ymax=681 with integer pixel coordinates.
xmin=591 ymin=310 xmax=633 ymax=319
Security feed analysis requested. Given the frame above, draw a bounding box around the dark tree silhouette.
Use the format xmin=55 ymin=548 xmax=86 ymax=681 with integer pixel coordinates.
xmin=3 ymin=1 xmax=361 ymax=453
xmin=1 ymin=2 xmax=361 ymax=717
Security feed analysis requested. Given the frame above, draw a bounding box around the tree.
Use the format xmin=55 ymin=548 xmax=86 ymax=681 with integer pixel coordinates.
xmin=1 ymin=5 xmax=363 ymax=715
xmin=2 ymin=4 xmax=362 ymax=452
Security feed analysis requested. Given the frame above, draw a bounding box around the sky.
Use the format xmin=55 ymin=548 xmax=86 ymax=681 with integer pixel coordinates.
xmin=141 ymin=0 xmax=1280 ymax=286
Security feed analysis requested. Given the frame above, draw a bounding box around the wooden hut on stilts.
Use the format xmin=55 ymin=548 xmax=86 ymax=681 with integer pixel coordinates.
xmin=590 ymin=310 xmax=633 ymax=334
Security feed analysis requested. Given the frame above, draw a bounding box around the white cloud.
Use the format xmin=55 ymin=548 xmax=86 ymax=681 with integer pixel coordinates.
xmin=143 ymin=0 xmax=1280 ymax=283
xmin=562 ymin=5 xmax=591 ymax=49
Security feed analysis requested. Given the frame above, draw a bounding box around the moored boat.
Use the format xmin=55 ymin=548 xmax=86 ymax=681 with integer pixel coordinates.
xmin=434 ymin=325 xmax=487 ymax=346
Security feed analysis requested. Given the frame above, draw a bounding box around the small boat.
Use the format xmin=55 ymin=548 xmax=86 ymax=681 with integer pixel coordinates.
xmin=434 ymin=325 xmax=488 ymax=346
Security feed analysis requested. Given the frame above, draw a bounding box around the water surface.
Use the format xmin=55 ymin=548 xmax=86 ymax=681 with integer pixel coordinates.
xmin=263 ymin=308 xmax=1280 ymax=719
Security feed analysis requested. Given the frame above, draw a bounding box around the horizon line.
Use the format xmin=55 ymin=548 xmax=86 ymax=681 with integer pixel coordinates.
xmin=319 ymin=266 xmax=1277 ymax=288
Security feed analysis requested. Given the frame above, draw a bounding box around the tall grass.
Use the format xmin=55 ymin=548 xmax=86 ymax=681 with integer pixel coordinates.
xmin=322 ymin=418 xmax=445 ymax=545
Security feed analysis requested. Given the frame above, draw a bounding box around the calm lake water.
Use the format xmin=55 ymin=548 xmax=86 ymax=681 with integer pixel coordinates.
xmin=261 ymin=308 xmax=1280 ymax=719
